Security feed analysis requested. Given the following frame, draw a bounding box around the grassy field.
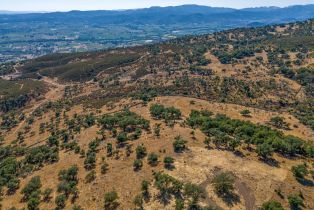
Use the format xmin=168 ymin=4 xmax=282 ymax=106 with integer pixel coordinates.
xmin=0 ymin=79 xmax=46 ymax=99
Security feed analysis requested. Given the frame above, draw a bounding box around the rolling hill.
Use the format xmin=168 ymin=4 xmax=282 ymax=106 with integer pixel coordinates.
xmin=0 ymin=19 xmax=313 ymax=210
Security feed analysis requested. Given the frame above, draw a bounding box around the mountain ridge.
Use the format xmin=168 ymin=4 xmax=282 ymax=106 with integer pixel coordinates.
xmin=1 ymin=4 xmax=314 ymax=14
xmin=1 ymin=4 xmax=314 ymax=63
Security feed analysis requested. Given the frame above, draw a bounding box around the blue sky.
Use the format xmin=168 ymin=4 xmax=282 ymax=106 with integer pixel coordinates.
xmin=0 ymin=0 xmax=313 ymax=11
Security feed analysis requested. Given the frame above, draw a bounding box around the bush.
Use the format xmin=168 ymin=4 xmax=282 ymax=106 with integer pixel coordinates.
xmin=55 ymin=194 xmax=66 ymax=209
xmin=57 ymin=165 xmax=78 ymax=197
xmin=27 ymin=196 xmax=41 ymax=210
xmin=184 ymin=183 xmax=204 ymax=208
xmin=133 ymin=159 xmax=143 ymax=170
xmin=153 ymin=123 xmax=161 ymax=137
xmin=150 ymin=104 xmax=181 ymax=123
xmin=98 ymin=110 xmax=149 ymax=133
xmin=150 ymin=104 xmax=165 ymax=119
xmin=101 ymin=163 xmax=109 ymax=174
xmin=135 ymin=145 xmax=147 ymax=159
xmin=7 ymin=178 xmax=20 ymax=194
xmin=164 ymin=156 xmax=174 ymax=169
xmin=104 ymin=191 xmax=119 ymax=210
xmin=84 ymin=151 xmax=96 ymax=170
xmin=147 ymin=153 xmax=158 ymax=166
xmin=291 ymin=164 xmax=308 ymax=179
xmin=261 ymin=200 xmax=284 ymax=210
xmin=269 ymin=116 xmax=290 ymax=129
xmin=173 ymin=136 xmax=187 ymax=152
xmin=116 ymin=132 xmax=128 ymax=144
xmin=288 ymin=194 xmax=303 ymax=209
xmin=256 ymin=143 xmax=274 ymax=159
xmin=21 ymin=176 xmax=41 ymax=200
xmin=212 ymin=172 xmax=235 ymax=196
xmin=133 ymin=194 xmax=143 ymax=208
xmin=141 ymin=180 xmax=150 ymax=197
xmin=175 ymin=198 xmax=184 ymax=210
xmin=85 ymin=170 xmax=96 ymax=183
xmin=42 ymin=188 xmax=53 ymax=202
xmin=154 ymin=172 xmax=183 ymax=198
xmin=240 ymin=109 xmax=251 ymax=117
xmin=187 ymin=111 xmax=313 ymax=158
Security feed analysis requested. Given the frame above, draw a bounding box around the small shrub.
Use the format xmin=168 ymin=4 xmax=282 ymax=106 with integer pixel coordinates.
xmin=288 ymin=194 xmax=303 ymax=209
xmin=240 ymin=109 xmax=251 ymax=117
xmin=175 ymin=198 xmax=184 ymax=210
xmin=133 ymin=194 xmax=143 ymax=209
xmin=291 ymin=164 xmax=308 ymax=179
xmin=163 ymin=156 xmax=174 ymax=169
xmin=133 ymin=159 xmax=143 ymax=171
xmin=135 ymin=145 xmax=147 ymax=159
xmin=104 ymin=191 xmax=119 ymax=210
xmin=212 ymin=172 xmax=235 ymax=197
xmin=101 ymin=163 xmax=109 ymax=174
xmin=147 ymin=153 xmax=158 ymax=166
xmin=173 ymin=136 xmax=187 ymax=152
xmin=261 ymin=200 xmax=284 ymax=210
xmin=55 ymin=194 xmax=66 ymax=209
xmin=42 ymin=188 xmax=53 ymax=202
xmin=85 ymin=170 xmax=96 ymax=183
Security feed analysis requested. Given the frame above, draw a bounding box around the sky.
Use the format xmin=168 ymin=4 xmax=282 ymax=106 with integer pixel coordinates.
xmin=0 ymin=0 xmax=313 ymax=11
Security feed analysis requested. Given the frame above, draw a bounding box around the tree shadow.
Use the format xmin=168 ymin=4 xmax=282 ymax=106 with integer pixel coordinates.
xmin=104 ymin=202 xmax=120 ymax=210
xmin=156 ymin=192 xmax=171 ymax=206
xmin=133 ymin=167 xmax=142 ymax=172
xmin=296 ymin=178 xmax=314 ymax=187
xmin=290 ymin=204 xmax=304 ymax=210
xmin=260 ymin=157 xmax=280 ymax=168
xmin=116 ymin=142 xmax=127 ymax=148
xmin=233 ymin=150 xmax=245 ymax=158
xmin=218 ymin=192 xmax=240 ymax=207
xmin=204 ymin=145 xmax=213 ymax=150
xmin=148 ymin=161 xmax=159 ymax=167
xmin=143 ymin=192 xmax=151 ymax=203
xmin=165 ymin=164 xmax=176 ymax=171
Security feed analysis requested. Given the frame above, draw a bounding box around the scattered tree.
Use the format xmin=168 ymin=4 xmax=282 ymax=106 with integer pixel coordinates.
xmin=240 ymin=110 xmax=251 ymax=117
xmin=291 ymin=164 xmax=308 ymax=180
xmin=133 ymin=159 xmax=143 ymax=171
xmin=55 ymin=194 xmax=66 ymax=209
xmin=256 ymin=143 xmax=274 ymax=159
xmin=173 ymin=136 xmax=187 ymax=152
xmin=212 ymin=172 xmax=235 ymax=197
xmin=136 ymin=145 xmax=147 ymax=159
xmin=147 ymin=153 xmax=158 ymax=166
xmin=104 ymin=191 xmax=119 ymax=210
xmin=85 ymin=170 xmax=96 ymax=183
xmin=133 ymin=194 xmax=143 ymax=209
xmin=163 ymin=156 xmax=174 ymax=169
xmin=288 ymin=194 xmax=304 ymax=209
xmin=261 ymin=200 xmax=284 ymax=210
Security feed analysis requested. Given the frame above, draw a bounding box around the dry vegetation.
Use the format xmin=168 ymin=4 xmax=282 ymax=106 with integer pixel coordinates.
xmin=0 ymin=20 xmax=313 ymax=210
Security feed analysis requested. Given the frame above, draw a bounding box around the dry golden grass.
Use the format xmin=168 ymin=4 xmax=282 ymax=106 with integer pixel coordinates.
xmin=1 ymin=96 xmax=313 ymax=209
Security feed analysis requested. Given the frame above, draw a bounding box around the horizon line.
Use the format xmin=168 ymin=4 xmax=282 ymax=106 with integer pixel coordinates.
xmin=1 ymin=3 xmax=313 ymax=13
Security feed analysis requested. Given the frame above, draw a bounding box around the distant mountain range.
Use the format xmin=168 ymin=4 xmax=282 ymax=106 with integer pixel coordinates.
xmin=2 ymin=4 xmax=314 ymax=23
xmin=1 ymin=4 xmax=314 ymax=63
xmin=0 ymin=10 xmax=47 ymax=14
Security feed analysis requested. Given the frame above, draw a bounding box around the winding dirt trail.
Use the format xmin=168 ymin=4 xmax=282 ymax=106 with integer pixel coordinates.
xmin=10 ymin=76 xmax=65 ymax=137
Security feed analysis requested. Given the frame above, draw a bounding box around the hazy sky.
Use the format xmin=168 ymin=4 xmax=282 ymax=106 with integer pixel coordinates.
xmin=0 ymin=0 xmax=313 ymax=11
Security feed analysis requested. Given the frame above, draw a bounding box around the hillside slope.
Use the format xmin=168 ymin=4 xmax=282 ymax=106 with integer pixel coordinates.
xmin=0 ymin=20 xmax=313 ymax=210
